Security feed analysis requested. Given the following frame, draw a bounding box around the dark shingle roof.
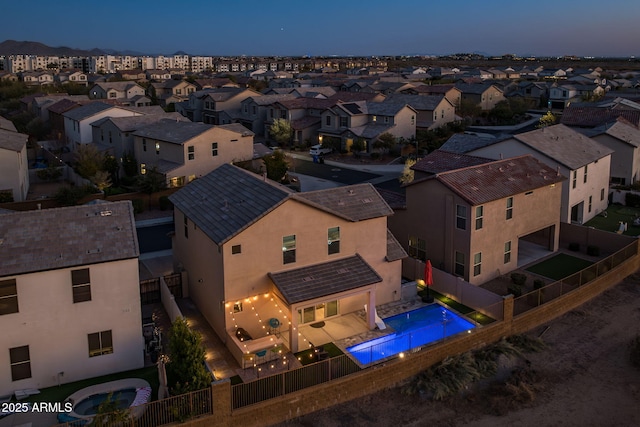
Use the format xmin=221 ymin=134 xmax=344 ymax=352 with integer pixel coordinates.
xmin=269 ymin=254 xmax=382 ymax=304
xmin=412 ymin=150 xmax=493 ymax=174
xmin=0 ymin=128 xmax=28 ymax=152
xmin=63 ymin=102 xmax=113 ymax=120
xmin=133 ymin=120 xmax=214 ymax=144
xmin=292 ymin=183 xmax=393 ymax=221
xmin=560 ymin=106 xmax=640 ymax=128
xmin=169 ymin=164 xmax=292 ymax=245
xmin=440 ymin=133 xmax=510 ymax=153
xmin=385 ymin=94 xmax=447 ymax=110
xmin=386 ymin=230 xmax=407 ymax=262
xmin=0 ymin=201 xmax=138 ymax=277
xmin=430 ymin=155 xmax=566 ymax=206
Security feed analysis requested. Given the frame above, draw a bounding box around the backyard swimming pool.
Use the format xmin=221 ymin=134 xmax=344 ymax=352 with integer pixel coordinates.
xmin=346 ymin=305 xmax=476 ymax=365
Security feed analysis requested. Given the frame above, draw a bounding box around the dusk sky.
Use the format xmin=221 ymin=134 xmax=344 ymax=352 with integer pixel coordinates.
xmin=3 ymin=0 xmax=639 ymax=57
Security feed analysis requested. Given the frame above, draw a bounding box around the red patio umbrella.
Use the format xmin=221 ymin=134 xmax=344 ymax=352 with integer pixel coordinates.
xmin=423 ymin=260 xmax=434 ymax=303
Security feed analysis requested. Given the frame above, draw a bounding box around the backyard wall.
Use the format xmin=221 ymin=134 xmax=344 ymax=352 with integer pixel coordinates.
xmin=160 ymin=276 xmax=183 ymax=323
xmin=183 ymin=242 xmax=640 ymax=427
xmin=559 ymin=222 xmax=634 ymax=254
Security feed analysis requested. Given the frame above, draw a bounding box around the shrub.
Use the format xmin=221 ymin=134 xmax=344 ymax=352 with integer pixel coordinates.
xmin=370 ymin=152 xmax=380 ymax=160
xmin=507 ymin=284 xmax=522 ymax=297
xmin=568 ymin=242 xmax=580 ymax=252
xmin=510 ymin=273 xmax=527 ymax=287
xmin=159 ymin=195 xmax=172 ymax=211
xmin=132 ymin=199 xmax=144 ymax=214
xmin=625 ymin=192 xmax=640 ymax=208
xmin=587 ymin=245 xmax=600 ymax=256
xmin=533 ymin=279 xmax=545 ymax=290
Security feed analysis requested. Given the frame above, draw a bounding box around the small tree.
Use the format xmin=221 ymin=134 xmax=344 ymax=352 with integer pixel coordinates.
xmin=122 ymin=151 xmax=138 ymax=178
xmin=92 ymin=170 xmax=112 ymax=192
xmin=166 ymin=317 xmax=212 ymax=395
xmin=88 ymin=392 xmax=132 ymax=426
xmin=537 ymin=111 xmax=557 ymax=128
xmin=459 ymin=99 xmax=482 ymax=118
xmin=137 ymin=166 xmax=167 ymax=195
xmin=103 ymin=154 xmax=120 ymax=186
xmin=373 ymin=132 xmax=396 ymax=154
xmin=269 ymin=118 xmax=293 ymax=147
xmin=399 ymin=158 xmax=416 ymax=184
xmin=262 ymin=149 xmax=289 ymax=182
xmin=75 ymin=144 xmax=104 ymax=180
xmin=350 ymin=138 xmax=366 ymax=157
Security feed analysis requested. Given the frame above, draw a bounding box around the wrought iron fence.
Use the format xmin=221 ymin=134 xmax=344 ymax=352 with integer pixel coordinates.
xmin=513 ymin=240 xmax=638 ymax=315
xmin=231 ymin=354 xmax=361 ymax=410
xmin=54 ymin=387 xmax=212 ymax=427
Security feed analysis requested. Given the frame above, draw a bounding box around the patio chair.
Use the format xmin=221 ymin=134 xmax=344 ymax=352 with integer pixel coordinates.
xmin=242 ymin=353 xmax=255 ymax=369
xmin=255 ymin=349 xmax=268 ymax=365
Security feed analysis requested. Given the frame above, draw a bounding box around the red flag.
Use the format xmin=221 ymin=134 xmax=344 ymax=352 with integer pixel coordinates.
xmin=424 ymin=260 xmax=433 ymax=287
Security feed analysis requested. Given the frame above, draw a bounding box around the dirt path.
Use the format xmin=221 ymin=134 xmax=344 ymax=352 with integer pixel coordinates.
xmin=279 ymin=274 xmax=640 ymax=427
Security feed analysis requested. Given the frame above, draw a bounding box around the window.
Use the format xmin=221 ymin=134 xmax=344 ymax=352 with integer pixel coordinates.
xmin=454 ymin=252 xmax=465 ymax=276
xmin=280 ymin=110 xmax=287 ymax=119
xmin=408 ymin=236 xmax=426 ymax=261
xmin=71 ymin=268 xmax=91 ymax=303
xmin=588 ymin=196 xmax=592 ymax=213
xmin=188 ymin=146 xmax=195 ymax=160
xmin=328 ymin=227 xmax=340 ymax=255
xmin=100 ymin=130 xmax=104 ymax=141
xmin=142 ymin=138 xmax=147 ymax=152
xmin=456 ymin=205 xmax=467 ymax=230
xmin=155 ymin=142 xmax=160 ymax=155
xmin=184 ymin=214 xmax=188 ymax=239
xmin=372 ymin=115 xmax=377 ymax=122
xmin=10 ymin=345 xmax=31 ymax=381
xmin=506 ymin=197 xmax=513 ymax=220
xmin=340 ymin=116 xmax=348 ymax=127
xmin=212 ymin=142 xmax=218 ymax=156
xmin=572 ymin=170 xmax=577 ymax=189
xmin=473 ymin=252 xmax=482 ymax=276
xmin=0 ymin=279 xmax=18 ymax=315
xmin=140 ymin=163 xmax=146 ymax=175
xmin=88 ymin=330 xmax=113 ymax=357
xmin=411 ymin=115 xmax=415 ymax=125
xmin=270 ymin=109 xmax=274 ymax=118
xmin=325 ymin=115 xmax=331 ymax=126
xmin=233 ymin=302 xmax=243 ymax=313
xmin=584 ymin=164 xmax=588 ymax=183
xmin=475 ymin=206 xmax=484 ymax=230
xmin=601 ymin=188 xmax=605 ymax=201
xmin=232 ymin=245 xmax=241 ymax=254
xmin=243 ymin=104 xmax=248 ymax=113
xmin=109 ymin=131 xmax=112 ymax=144
xmin=252 ymin=106 xmax=257 ymax=115
xmin=283 ymin=235 xmax=296 ymax=264
xmin=441 ymin=109 xmax=445 ymax=118
xmin=504 ymin=241 xmax=512 ymax=264
xmin=109 ymin=92 xmax=116 ymax=98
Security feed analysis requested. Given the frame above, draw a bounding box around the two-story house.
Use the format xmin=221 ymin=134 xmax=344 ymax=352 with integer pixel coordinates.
xmin=89 ymin=82 xmax=146 ymax=102
xmin=133 ymin=121 xmax=254 ymax=187
xmin=0 ymin=201 xmax=143 ymax=397
xmin=467 ymin=124 xmax=612 ymax=224
xmin=385 ymin=94 xmax=456 ymax=130
xmin=238 ymin=94 xmax=299 ymax=137
xmin=455 ymin=83 xmax=505 ymax=111
xmin=0 ymin=126 xmax=29 ymax=202
xmin=168 ymin=164 xmax=406 ymax=355
xmin=147 ymin=80 xmax=196 ymax=107
xmin=389 ymin=152 xmax=565 ymax=285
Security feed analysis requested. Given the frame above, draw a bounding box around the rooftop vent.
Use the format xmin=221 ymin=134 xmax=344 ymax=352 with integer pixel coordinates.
xmin=302 ymin=276 xmax=315 ymax=282
xmin=99 ymin=210 xmax=112 ymax=217
xmin=87 ymin=248 xmax=102 ymax=254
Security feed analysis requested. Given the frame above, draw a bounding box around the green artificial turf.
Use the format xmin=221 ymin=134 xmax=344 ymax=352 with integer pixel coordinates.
xmin=584 ymin=204 xmax=640 ymax=236
xmin=525 ymin=253 xmax=593 ymax=280
xmin=418 ymin=288 xmax=496 ymax=325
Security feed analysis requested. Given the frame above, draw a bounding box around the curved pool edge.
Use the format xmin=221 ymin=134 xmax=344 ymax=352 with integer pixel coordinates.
xmin=63 ymin=378 xmax=151 ymax=422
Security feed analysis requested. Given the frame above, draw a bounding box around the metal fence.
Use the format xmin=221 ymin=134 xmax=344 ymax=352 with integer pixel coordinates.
xmin=513 ymin=240 xmax=638 ymax=315
xmin=55 ymin=387 xmax=212 ymax=427
xmin=231 ymin=354 xmax=361 ymax=410
xmin=140 ymin=273 xmax=182 ymax=305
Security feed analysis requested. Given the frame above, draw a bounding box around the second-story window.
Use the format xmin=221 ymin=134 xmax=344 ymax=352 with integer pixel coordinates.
xmin=155 ymin=142 xmax=160 ymax=155
xmin=504 ymin=241 xmax=512 ymax=264
xmin=454 ymin=251 xmax=465 ymax=276
xmin=456 ymin=205 xmax=467 ymax=230
xmin=475 ymin=206 xmax=484 ymax=230
xmin=0 ymin=279 xmax=18 ymax=315
xmin=283 ymin=235 xmax=296 ymax=264
xmin=572 ymin=170 xmax=577 ymax=189
xmin=584 ymin=164 xmax=588 ymax=183
xmin=506 ymin=197 xmax=513 ymax=220
xmin=142 ymin=138 xmax=147 ymax=152
xmin=473 ymin=252 xmax=482 ymax=276
xmin=325 ymin=115 xmax=331 ymax=126
xmin=71 ymin=268 xmax=91 ymax=303
xmin=188 ymin=146 xmax=195 ymax=160
xmin=328 ymin=227 xmax=340 ymax=255
xmin=212 ymin=142 xmax=218 ymax=157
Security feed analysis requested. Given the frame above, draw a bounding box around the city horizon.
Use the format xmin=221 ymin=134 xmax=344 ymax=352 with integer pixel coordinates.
xmin=2 ymin=0 xmax=639 ymax=59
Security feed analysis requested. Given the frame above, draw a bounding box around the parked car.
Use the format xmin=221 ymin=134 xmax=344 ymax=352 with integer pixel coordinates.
xmin=309 ymin=144 xmax=333 ymax=156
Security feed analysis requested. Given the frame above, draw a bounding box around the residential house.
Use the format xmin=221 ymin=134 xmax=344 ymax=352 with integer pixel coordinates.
xmin=0 ymin=201 xmax=143 ymax=397
xmin=145 ymin=69 xmax=172 ymax=81
xmin=148 ymin=80 xmax=196 ymax=107
xmin=405 ymin=84 xmax=462 ymax=108
xmin=0 ymin=127 xmax=29 ymax=202
xmin=63 ymin=102 xmax=145 ymax=149
xmin=389 ymin=152 xmax=564 ymax=285
xmin=385 ymin=94 xmax=456 ymax=129
xmin=90 ymin=113 xmax=189 ymax=170
xmin=318 ymin=100 xmax=416 ymax=152
xmin=133 ymin=121 xmax=254 ymax=187
xmin=581 ymin=117 xmax=640 ymax=185
xmin=561 ymin=105 xmax=640 ymax=128
xmin=116 ymin=69 xmax=147 ymax=81
xmin=467 ymin=124 xmax=612 ymax=224
xmin=549 ymin=83 xmax=605 ymax=109
xmin=455 ymin=83 xmax=505 ymax=110
xmin=21 ymin=71 xmax=55 ymax=86
xmin=177 ymin=87 xmax=259 ymax=123
xmin=88 ymin=82 xmax=146 ymax=102
xmin=268 ymin=97 xmax=331 ymax=146
xmin=239 ymin=94 xmax=299 ymax=137
xmin=56 ymin=71 xmax=89 ymax=86
xmin=168 ymin=164 xmax=406 ymax=355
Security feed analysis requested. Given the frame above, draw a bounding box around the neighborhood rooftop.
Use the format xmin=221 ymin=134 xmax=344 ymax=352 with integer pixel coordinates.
xmin=0 ymin=201 xmax=139 ymax=277
xmin=411 ymin=150 xmax=494 ymax=174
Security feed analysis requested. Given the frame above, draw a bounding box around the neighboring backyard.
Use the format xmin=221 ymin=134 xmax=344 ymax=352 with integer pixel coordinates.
xmin=585 ymin=203 xmax=640 ymax=236
xmin=525 ymin=253 xmax=594 ymax=281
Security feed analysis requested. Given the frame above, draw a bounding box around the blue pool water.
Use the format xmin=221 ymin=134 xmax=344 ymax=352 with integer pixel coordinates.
xmin=73 ymin=388 xmax=137 ymax=416
xmin=347 ymin=305 xmax=476 ymax=365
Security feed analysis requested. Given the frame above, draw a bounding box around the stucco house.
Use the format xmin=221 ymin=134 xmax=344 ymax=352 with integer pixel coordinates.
xmin=467 ymin=124 xmax=612 ymax=225
xmin=88 ymin=82 xmax=146 ymax=101
xmin=455 ymin=83 xmax=505 ymax=111
xmin=0 ymin=127 xmax=29 ymax=202
xmin=148 ymin=80 xmax=196 ymax=107
xmin=385 ymin=94 xmax=456 ymax=129
xmin=133 ymin=121 xmax=254 ymax=187
xmin=169 ymin=164 xmax=406 ymax=354
xmin=0 ymin=201 xmax=143 ymax=397
xmin=389 ymin=151 xmax=565 ymax=285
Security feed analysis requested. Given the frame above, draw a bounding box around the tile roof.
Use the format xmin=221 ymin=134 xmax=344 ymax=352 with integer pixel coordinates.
xmin=440 ymin=133 xmax=510 ymax=153
xmin=134 ymin=120 xmax=215 ymax=144
xmin=350 ymin=123 xmax=394 ymax=139
xmin=292 ymin=183 xmax=393 ymax=221
xmin=512 ymin=124 xmax=613 ymax=169
xmin=268 ymin=254 xmax=382 ymax=304
xmin=385 ymin=94 xmax=448 ymax=110
xmin=583 ymin=117 xmax=640 ymax=147
xmin=386 ymin=230 xmax=408 ymax=262
xmin=0 ymin=201 xmax=138 ymax=277
xmin=94 ymin=113 xmax=189 ymax=132
xmin=375 ymin=188 xmax=406 ymax=210
xmin=63 ymin=101 xmax=113 ymax=120
xmin=426 ymin=155 xmax=566 ymax=206
xmin=0 ymin=116 xmax=17 ymax=132
xmin=250 ymin=94 xmax=298 ymax=106
xmin=412 ymin=150 xmax=493 ymax=174
xmin=47 ymin=98 xmax=83 ymax=115
xmin=560 ymin=106 xmax=640 ymax=128
xmin=169 ymin=164 xmax=292 ymax=245
xmin=455 ymin=83 xmax=501 ymax=95
xmin=366 ymin=101 xmax=410 ymax=116
xmin=0 ymin=128 xmax=28 ymax=151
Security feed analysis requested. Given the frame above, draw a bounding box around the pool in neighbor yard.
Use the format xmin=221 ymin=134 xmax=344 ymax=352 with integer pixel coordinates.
xmin=346 ymin=304 xmax=476 ymax=365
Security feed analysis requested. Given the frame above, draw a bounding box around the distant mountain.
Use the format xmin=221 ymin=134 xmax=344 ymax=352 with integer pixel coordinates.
xmin=0 ymin=40 xmax=100 ymax=56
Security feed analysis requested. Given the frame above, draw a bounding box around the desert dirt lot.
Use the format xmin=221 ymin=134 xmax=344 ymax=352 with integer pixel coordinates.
xmin=279 ymin=273 xmax=640 ymax=427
